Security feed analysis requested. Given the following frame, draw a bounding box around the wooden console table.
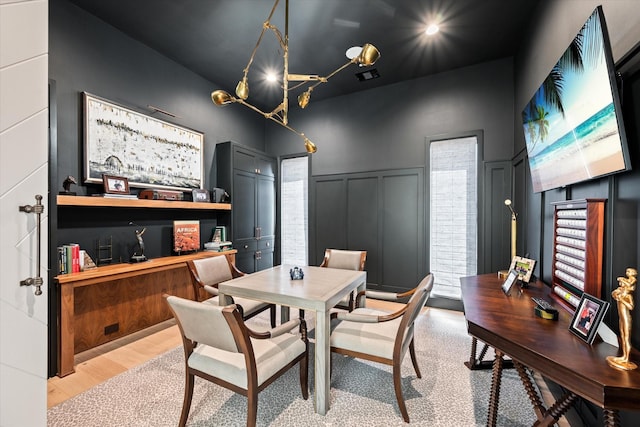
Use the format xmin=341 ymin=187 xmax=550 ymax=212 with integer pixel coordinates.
xmin=461 ymin=274 xmax=640 ymax=427
xmin=55 ymin=250 xmax=236 ymax=377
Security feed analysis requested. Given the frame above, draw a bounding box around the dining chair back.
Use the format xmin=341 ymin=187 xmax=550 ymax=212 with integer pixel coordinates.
xmin=315 ymin=248 xmax=367 ymax=313
xmin=187 ymin=255 xmax=276 ymax=327
xmin=165 ymin=294 xmax=309 ymax=427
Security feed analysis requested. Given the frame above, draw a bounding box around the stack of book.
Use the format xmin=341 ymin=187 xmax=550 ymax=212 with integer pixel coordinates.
xmin=57 ymin=244 xmax=80 ymax=274
xmin=204 ymin=241 xmax=233 ymax=252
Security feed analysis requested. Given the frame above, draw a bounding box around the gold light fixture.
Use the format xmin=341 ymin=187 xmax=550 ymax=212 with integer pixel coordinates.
xmin=210 ymin=0 xmax=380 ymax=153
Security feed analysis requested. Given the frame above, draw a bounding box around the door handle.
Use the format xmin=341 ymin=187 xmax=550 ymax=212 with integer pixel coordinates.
xmin=19 ymin=195 xmax=44 ymax=296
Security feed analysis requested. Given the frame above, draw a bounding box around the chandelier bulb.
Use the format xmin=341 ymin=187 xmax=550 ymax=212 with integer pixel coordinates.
xmin=304 ymin=136 xmax=317 ymax=153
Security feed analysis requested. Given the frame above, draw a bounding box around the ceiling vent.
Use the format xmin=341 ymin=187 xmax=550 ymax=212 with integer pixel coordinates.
xmin=355 ymin=69 xmax=380 ymax=81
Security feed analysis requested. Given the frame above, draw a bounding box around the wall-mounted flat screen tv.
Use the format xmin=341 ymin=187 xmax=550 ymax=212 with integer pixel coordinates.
xmin=521 ymin=6 xmax=630 ymax=193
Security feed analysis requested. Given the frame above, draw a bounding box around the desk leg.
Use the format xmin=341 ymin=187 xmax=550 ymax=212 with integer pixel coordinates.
xmin=314 ymin=308 xmax=331 ymax=415
xmin=513 ymin=361 xmax=545 ymax=420
xmin=603 ymin=409 xmax=620 ymax=427
xmin=58 ymin=283 xmax=75 ymax=377
xmin=487 ymin=350 xmax=504 ymax=427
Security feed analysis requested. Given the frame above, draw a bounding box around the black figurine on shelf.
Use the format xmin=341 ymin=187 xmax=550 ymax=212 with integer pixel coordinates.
xmin=60 ymin=175 xmax=77 ymax=195
xmin=129 ymin=222 xmax=148 ymax=263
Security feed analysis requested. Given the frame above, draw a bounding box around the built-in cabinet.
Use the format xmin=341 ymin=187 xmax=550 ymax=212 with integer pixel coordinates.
xmin=216 ymin=142 xmax=276 ymax=273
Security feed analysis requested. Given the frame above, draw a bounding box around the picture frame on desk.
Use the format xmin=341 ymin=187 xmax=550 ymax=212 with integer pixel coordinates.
xmin=569 ymin=293 xmax=609 ymax=344
xmin=191 ymin=188 xmax=210 ymax=202
xmin=509 ymin=256 xmax=536 ymax=283
xmin=501 ymin=269 xmax=519 ymax=296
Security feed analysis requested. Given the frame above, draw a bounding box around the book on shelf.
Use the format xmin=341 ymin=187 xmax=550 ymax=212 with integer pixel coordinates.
xmin=204 ymin=240 xmax=232 ymax=252
xmin=57 ymin=243 xmax=80 ymax=274
xmin=92 ymin=193 xmax=139 ymax=199
xmin=174 ymin=220 xmax=200 ymax=252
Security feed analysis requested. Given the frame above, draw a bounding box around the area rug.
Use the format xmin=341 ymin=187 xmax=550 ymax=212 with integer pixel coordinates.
xmin=48 ymin=309 xmax=538 ymax=426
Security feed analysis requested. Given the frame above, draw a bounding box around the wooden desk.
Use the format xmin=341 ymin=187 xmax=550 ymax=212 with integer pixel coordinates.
xmin=218 ymin=265 xmax=367 ymax=416
xmin=461 ymin=274 xmax=640 ymax=427
xmin=55 ymin=251 xmax=235 ymax=377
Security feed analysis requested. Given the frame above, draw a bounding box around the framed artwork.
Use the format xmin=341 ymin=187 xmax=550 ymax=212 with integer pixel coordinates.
xmin=509 ymin=256 xmax=537 ymax=283
xmin=501 ymin=269 xmax=519 ymax=296
xmin=569 ymin=293 xmax=609 ymax=344
xmin=102 ymin=174 xmax=130 ymax=194
xmin=83 ymin=92 xmax=204 ymax=191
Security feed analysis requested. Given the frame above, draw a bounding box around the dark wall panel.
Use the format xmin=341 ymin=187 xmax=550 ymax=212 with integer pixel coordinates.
xmin=346 ymin=177 xmax=379 ymax=283
xmin=483 ymin=162 xmax=512 ymax=274
xmin=312 ymin=178 xmax=346 ymax=265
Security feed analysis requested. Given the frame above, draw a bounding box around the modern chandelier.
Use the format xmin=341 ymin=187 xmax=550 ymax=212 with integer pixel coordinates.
xmin=210 ymin=0 xmax=380 ymax=153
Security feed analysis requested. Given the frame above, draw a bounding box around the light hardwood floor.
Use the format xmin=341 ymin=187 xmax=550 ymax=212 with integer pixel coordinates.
xmin=47 ymin=299 xmax=411 ymax=408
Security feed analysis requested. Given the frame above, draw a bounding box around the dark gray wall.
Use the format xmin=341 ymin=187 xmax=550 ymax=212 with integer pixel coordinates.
xmin=514 ymin=1 xmax=640 ymax=425
xmin=266 ymin=57 xmax=515 ymax=173
xmin=50 ymin=0 xmax=267 ymax=196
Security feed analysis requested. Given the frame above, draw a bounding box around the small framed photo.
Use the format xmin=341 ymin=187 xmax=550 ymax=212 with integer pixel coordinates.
xmin=509 ymin=256 xmax=537 ymax=283
xmin=501 ymin=269 xmax=519 ymax=296
xmin=569 ymin=293 xmax=609 ymax=344
xmin=192 ymin=188 xmax=210 ymax=202
xmin=102 ymin=174 xmax=130 ymax=194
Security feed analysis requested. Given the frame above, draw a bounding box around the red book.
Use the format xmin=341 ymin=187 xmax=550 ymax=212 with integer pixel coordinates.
xmin=173 ymin=220 xmax=200 ymax=253
xmin=71 ymin=244 xmax=80 ymax=273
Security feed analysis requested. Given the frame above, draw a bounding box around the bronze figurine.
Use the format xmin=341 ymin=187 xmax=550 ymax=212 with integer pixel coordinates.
xmin=607 ymin=267 xmax=638 ymax=370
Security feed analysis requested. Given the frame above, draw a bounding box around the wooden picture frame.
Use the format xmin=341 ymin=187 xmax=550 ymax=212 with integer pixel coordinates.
xmin=569 ymin=293 xmax=609 ymax=344
xmin=102 ymin=174 xmax=130 ymax=194
xmin=509 ymin=256 xmax=537 ymax=283
xmin=83 ymin=92 xmax=204 ymax=191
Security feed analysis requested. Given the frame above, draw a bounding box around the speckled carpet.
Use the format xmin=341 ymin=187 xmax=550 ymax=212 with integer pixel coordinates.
xmin=47 ymin=308 xmax=537 ymax=426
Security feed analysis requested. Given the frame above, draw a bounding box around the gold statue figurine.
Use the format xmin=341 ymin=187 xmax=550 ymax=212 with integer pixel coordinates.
xmin=607 ymin=267 xmax=638 ymax=371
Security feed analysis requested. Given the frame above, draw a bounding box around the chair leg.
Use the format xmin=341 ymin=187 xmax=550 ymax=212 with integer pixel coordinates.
xmin=269 ymin=305 xmax=276 ymax=328
xmin=393 ymin=363 xmax=410 ymax=423
xmin=179 ymin=371 xmax=195 ymax=427
xmin=409 ymin=339 xmax=422 ymax=378
xmin=247 ymin=388 xmax=258 ymax=427
xmin=300 ymin=354 xmax=309 ymax=400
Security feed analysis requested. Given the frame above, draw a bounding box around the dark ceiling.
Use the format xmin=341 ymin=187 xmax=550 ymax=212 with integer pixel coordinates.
xmin=67 ymin=0 xmax=540 ymax=110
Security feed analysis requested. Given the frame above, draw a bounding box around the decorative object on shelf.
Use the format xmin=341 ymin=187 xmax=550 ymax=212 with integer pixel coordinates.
xmin=569 ymin=293 xmax=609 ymax=345
xmin=191 ymin=188 xmax=210 ymax=202
xmin=289 ymin=266 xmax=304 ymax=280
xmin=138 ymin=188 xmax=184 ymax=201
xmin=174 ymin=220 xmax=200 ymax=253
xmin=95 ymin=236 xmax=113 ymax=266
xmin=212 ymin=187 xmax=230 ymax=203
xmin=212 ymin=226 xmax=227 ymax=243
xmin=80 ymin=250 xmax=97 ymax=271
xmin=209 ymin=0 xmax=380 ymax=154
xmin=84 ymin=92 xmax=204 ymax=190
xmin=60 ymin=175 xmax=77 ymax=195
xmin=102 ymin=174 xmax=130 ymax=195
xmin=129 ymin=222 xmax=148 ymax=263
xmin=607 ymin=267 xmax=638 ymax=371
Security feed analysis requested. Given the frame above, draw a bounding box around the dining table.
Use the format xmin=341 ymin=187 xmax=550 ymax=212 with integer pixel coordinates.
xmin=218 ymin=264 xmax=367 ymax=415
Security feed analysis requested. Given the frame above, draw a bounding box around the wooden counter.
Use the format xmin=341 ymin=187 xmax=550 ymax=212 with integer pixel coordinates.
xmin=56 ymin=250 xmax=236 ymax=377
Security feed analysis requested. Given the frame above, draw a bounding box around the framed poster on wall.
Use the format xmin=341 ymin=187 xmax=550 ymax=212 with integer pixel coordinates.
xmin=83 ymin=92 xmax=204 ymax=191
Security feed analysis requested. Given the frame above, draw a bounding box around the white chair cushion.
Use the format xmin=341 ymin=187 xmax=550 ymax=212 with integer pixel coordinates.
xmin=330 ymin=307 xmax=402 ymax=360
xmin=203 ymin=295 xmax=270 ymax=316
xmin=188 ymin=331 xmax=306 ymax=389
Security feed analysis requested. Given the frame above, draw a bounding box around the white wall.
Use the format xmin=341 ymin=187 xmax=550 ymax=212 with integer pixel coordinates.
xmin=0 ymin=0 xmax=49 ymax=426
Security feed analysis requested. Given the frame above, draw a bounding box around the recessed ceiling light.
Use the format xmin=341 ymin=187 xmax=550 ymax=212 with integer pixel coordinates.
xmin=265 ymin=72 xmax=278 ymax=83
xmin=425 ymin=24 xmax=439 ymax=36
xmin=346 ymin=46 xmax=362 ymax=60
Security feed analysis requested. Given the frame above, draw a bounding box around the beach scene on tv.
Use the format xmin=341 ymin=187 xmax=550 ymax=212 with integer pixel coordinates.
xmin=521 ymin=8 xmax=627 ymax=193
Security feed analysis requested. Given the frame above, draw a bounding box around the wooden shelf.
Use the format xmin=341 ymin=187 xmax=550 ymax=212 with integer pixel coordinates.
xmin=57 ymin=195 xmax=231 ymax=210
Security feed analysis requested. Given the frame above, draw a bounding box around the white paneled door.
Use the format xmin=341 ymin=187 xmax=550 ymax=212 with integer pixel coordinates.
xmin=0 ymin=0 xmax=49 ymax=426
